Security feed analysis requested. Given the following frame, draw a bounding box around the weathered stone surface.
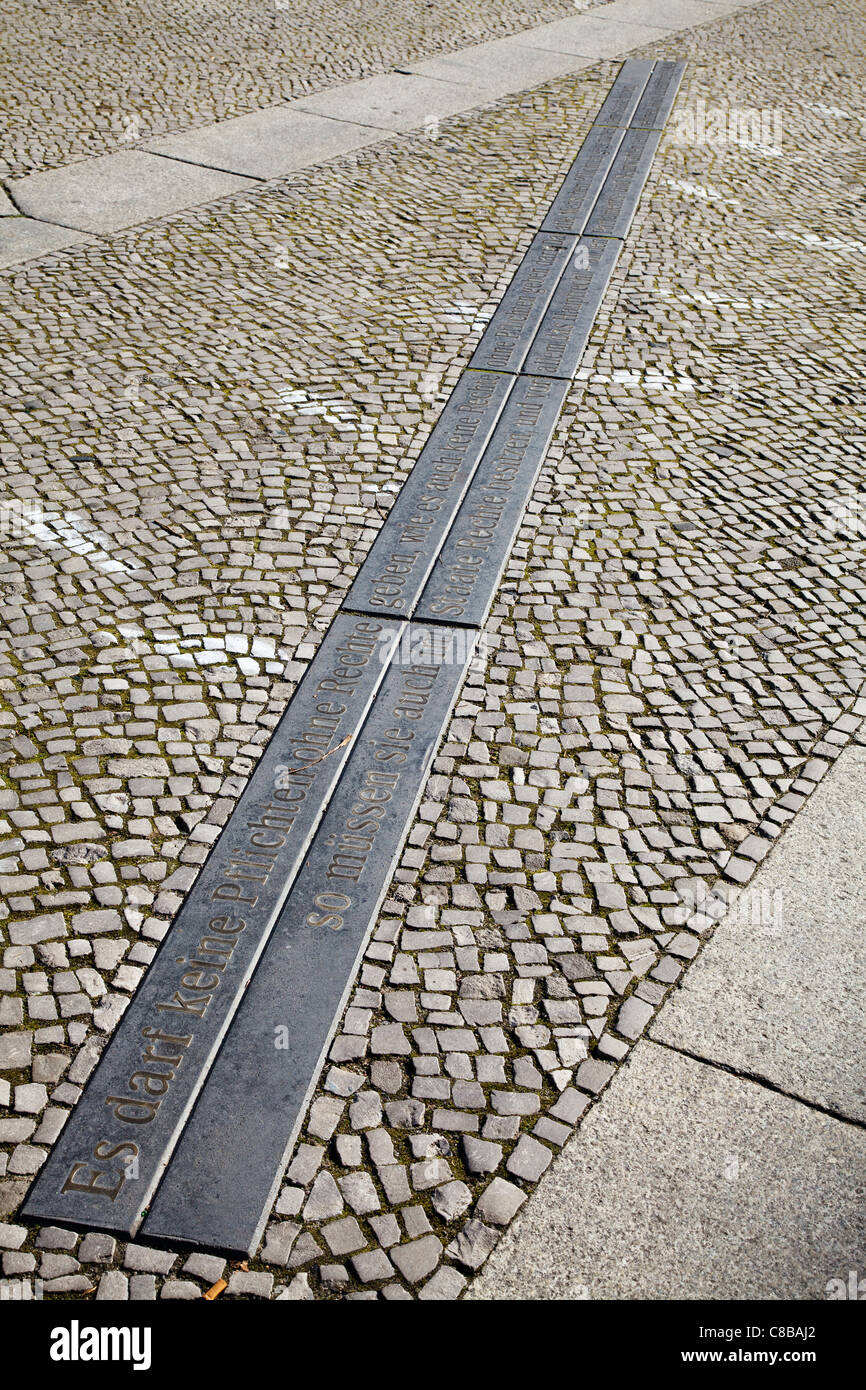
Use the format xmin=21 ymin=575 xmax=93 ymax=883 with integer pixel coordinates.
xmin=474 ymin=1177 xmax=528 ymax=1225
xmin=446 ymin=1218 xmax=500 ymax=1270
xmin=391 ymin=1233 xmax=442 ymax=1283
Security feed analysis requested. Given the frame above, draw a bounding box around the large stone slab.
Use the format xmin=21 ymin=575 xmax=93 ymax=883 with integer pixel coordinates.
xmin=145 ymin=107 xmax=387 ymax=180
xmin=520 ymin=236 xmax=621 ymax=380
xmin=541 ymin=124 xmax=626 ymax=235
xmin=0 ymin=217 xmax=95 ymax=268
xmin=296 ymin=73 xmax=471 ymax=135
xmin=609 ymin=0 xmax=741 ymax=28
xmin=141 ymin=623 xmax=475 ymax=1255
xmin=20 ymin=614 xmax=400 ymax=1239
xmin=7 ymin=151 xmax=256 ymax=235
xmin=414 ymin=376 xmax=569 ymax=627
xmin=593 ymin=58 xmax=654 ymax=127
xmin=468 ymin=233 xmax=577 ymax=375
xmin=407 ymin=38 xmax=594 ymax=100
xmin=469 ymin=1040 xmax=866 ymax=1300
xmin=522 ymin=14 xmax=669 ymax=61
xmin=342 ymin=370 xmax=513 ymax=620
xmin=652 ymin=744 xmax=866 ymax=1124
xmin=630 ymin=60 xmax=687 ymax=129
xmin=582 ymin=127 xmax=662 ymax=239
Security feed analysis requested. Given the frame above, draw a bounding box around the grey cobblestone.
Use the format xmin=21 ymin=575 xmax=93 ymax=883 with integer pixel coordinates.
xmin=2 ymin=0 xmax=863 ymax=1305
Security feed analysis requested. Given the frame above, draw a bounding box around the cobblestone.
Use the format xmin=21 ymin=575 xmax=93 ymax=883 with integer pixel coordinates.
xmin=2 ymin=0 xmax=864 ymax=1304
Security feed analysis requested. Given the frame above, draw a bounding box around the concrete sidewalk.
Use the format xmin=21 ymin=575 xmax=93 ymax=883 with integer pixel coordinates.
xmin=471 ymin=739 xmax=866 ymax=1300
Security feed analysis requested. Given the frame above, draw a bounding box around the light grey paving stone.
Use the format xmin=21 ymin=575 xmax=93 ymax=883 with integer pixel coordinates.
xmin=381 ymin=1282 xmax=413 ymax=1300
xmin=7 ymin=151 xmax=256 ymax=235
xmin=160 ymin=1279 xmax=201 ymax=1299
xmin=182 ymin=1252 xmax=226 ymax=1284
xmin=296 ymin=73 xmax=472 ymax=135
xmin=0 ymin=1034 xmax=32 ymax=1070
xmin=339 ymin=1172 xmax=380 ymax=1215
xmin=474 ymin=1176 xmax=527 ymax=1225
xmin=505 ymin=1134 xmax=553 ymax=1182
xmin=35 ymin=1226 xmax=78 ymax=1250
xmin=431 ymin=1180 xmax=472 ymax=1220
xmin=260 ymin=1222 xmax=300 ymax=1266
xmin=40 ymin=1253 xmax=80 ymax=1279
xmin=227 ymin=1270 xmax=273 ymax=1298
xmin=96 ymin=1270 xmax=129 ymax=1301
xmin=42 ymin=1274 xmax=93 ymax=1293
xmin=129 ymin=1275 xmax=156 ymax=1301
xmin=391 ymin=1233 xmax=442 ymax=1284
xmin=609 ymin=0 xmax=742 ymax=27
xmin=123 ymin=1244 xmax=176 ymax=1275
xmin=574 ymin=1057 xmax=615 ymax=1094
xmin=522 ymin=14 xmax=669 ymax=60
xmin=0 ymin=1223 xmax=27 ymax=1250
xmin=616 ymin=996 xmax=655 ymax=1040
xmin=0 ymin=185 xmax=17 ymax=215
xmin=286 ymin=1232 xmax=323 ymax=1269
xmin=407 ymin=37 xmax=594 ymax=100
xmin=303 ymin=1171 xmax=344 ymax=1221
xmin=469 ymin=1041 xmax=866 ymax=1300
xmin=322 ymin=1216 xmax=366 ymax=1256
xmin=145 ymin=107 xmax=387 ymax=180
xmin=351 ymin=1247 xmax=394 ymax=1282
xmin=446 ymin=1219 xmax=500 ymax=1270
xmin=462 ymin=1136 xmax=502 ymax=1174
xmin=0 ymin=217 xmax=94 ymax=268
xmin=78 ymin=1233 xmax=116 ymax=1264
xmin=652 ymin=745 xmax=866 ymax=1124
xmin=418 ymin=1265 xmax=467 ymax=1299
xmin=277 ymin=1273 xmax=313 ymax=1300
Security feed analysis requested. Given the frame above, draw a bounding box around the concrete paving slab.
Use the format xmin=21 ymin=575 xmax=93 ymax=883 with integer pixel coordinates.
xmin=520 ymin=15 xmax=670 ymax=59
xmin=296 ymin=73 xmax=472 ymax=135
xmin=0 ymin=216 xmax=95 ymax=268
xmin=469 ymin=1039 xmax=866 ymax=1300
xmin=7 ymin=151 xmax=257 ymax=235
xmin=145 ymin=107 xmax=387 ymax=180
xmin=0 ymin=186 xmax=18 ymax=216
xmin=606 ymin=0 xmax=744 ymax=26
xmin=652 ymin=745 xmax=866 ymax=1124
xmin=407 ymin=37 xmax=595 ymax=97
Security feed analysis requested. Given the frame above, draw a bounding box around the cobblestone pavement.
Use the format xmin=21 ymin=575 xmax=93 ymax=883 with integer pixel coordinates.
xmin=0 ymin=0 xmax=607 ymax=179
xmin=1 ymin=0 xmax=865 ymax=1299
